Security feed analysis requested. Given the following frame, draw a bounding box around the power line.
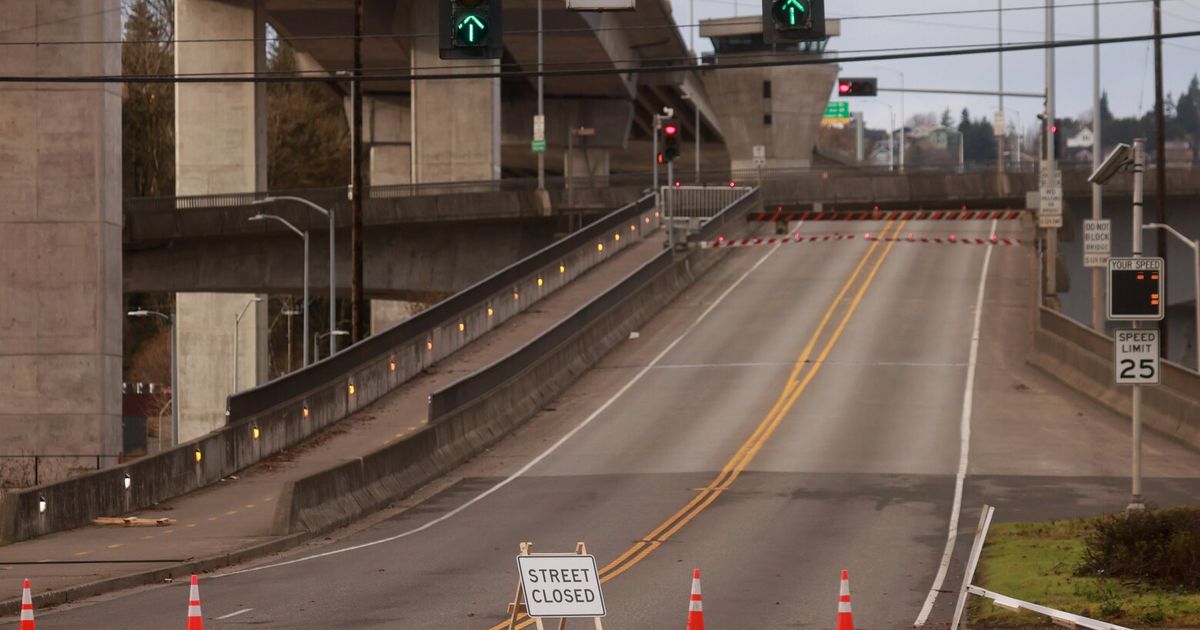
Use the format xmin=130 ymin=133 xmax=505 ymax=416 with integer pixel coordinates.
xmin=5 ymin=28 xmax=1199 ymax=84
xmin=7 ymin=0 xmax=1184 ymax=48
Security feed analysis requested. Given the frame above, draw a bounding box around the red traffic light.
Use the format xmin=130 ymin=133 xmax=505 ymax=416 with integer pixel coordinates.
xmin=657 ymin=152 xmax=665 ymax=164
xmin=664 ymin=124 xmax=678 ymax=136
xmin=838 ymin=82 xmax=851 ymax=94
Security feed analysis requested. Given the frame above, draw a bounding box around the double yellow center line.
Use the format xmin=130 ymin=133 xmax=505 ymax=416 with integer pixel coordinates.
xmin=490 ymin=219 xmax=908 ymax=630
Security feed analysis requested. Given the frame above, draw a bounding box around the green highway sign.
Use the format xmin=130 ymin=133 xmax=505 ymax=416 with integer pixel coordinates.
xmin=531 ymin=139 xmax=546 ymax=153
xmin=824 ymin=101 xmax=849 ymax=119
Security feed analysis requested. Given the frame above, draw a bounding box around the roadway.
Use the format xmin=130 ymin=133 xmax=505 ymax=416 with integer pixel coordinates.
xmin=27 ymin=218 xmax=1200 ymax=627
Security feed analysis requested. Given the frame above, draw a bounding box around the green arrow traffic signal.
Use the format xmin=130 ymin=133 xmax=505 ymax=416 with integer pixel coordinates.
xmin=454 ymin=11 xmax=488 ymax=46
xmin=771 ymin=0 xmax=811 ymax=29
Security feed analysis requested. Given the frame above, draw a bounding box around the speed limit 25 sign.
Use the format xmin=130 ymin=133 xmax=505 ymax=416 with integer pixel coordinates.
xmin=1114 ymin=329 xmax=1160 ymax=385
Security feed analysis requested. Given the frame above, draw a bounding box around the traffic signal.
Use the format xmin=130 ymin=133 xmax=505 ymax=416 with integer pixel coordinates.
xmin=763 ymin=0 xmax=826 ymax=44
xmin=439 ymin=0 xmax=503 ymax=60
xmin=661 ymin=118 xmax=681 ymax=163
xmin=836 ymin=78 xmax=877 ymax=97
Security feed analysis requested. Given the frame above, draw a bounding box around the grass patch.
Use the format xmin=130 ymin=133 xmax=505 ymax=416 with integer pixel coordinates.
xmin=971 ymin=513 xmax=1200 ymax=627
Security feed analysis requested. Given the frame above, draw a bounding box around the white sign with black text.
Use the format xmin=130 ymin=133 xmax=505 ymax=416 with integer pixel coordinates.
xmin=517 ymin=554 xmax=607 ymax=619
xmin=1083 ymin=219 xmax=1111 ymax=268
xmin=1114 ymin=328 xmax=1160 ymax=385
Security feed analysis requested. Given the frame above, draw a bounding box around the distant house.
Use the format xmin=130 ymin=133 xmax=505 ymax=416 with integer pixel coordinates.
xmin=1067 ymin=128 xmax=1095 ymax=149
xmin=926 ymin=127 xmax=959 ymax=150
xmin=1165 ymin=140 xmax=1195 ymax=166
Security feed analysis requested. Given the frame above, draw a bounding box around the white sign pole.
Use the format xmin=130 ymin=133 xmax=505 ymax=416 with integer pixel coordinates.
xmin=1129 ymin=138 xmax=1146 ymax=511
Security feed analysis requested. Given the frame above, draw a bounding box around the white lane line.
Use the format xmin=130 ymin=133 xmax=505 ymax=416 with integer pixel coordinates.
xmin=914 ymin=218 xmax=998 ymax=626
xmin=211 ymin=241 xmax=786 ymax=580
xmin=217 ymin=608 xmax=253 ymax=620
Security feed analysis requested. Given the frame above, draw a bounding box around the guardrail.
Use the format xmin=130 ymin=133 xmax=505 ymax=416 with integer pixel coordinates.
xmin=661 ymin=185 xmax=754 ymax=220
xmin=273 ymin=187 xmax=762 ymax=536
xmin=0 ymin=194 xmax=661 ymax=544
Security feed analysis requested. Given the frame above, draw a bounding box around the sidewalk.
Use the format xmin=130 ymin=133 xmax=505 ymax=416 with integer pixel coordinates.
xmin=0 ymin=234 xmax=664 ymax=611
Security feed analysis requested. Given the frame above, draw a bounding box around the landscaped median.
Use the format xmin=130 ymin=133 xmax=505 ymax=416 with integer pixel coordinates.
xmin=970 ymin=508 xmax=1200 ymax=627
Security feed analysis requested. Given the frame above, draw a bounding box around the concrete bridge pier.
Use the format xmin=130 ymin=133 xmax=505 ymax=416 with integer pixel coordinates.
xmin=0 ymin=1 xmax=123 ymax=481
xmin=174 ymin=0 xmax=269 ymax=440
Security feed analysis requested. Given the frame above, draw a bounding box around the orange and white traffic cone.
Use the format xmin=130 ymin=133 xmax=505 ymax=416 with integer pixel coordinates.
xmin=686 ymin=568 xmax=704 ymax=630
xmin=19 ymin=579 xmax=35 ymax=630
xmin=836 ymin=569 xmax=854 ymax=630
xmin=186 ymin=574 xmax=203 ymax=630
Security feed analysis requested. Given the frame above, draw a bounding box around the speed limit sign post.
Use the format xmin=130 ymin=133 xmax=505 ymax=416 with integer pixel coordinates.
xmin=1114 ymin=329 xmax=1160 ymax=385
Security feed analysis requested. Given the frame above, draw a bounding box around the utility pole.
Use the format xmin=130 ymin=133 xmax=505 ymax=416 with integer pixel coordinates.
xmin=1045 ymin=0 xmax=1058 ymax=297
xmin=536 ymin=0 xmax=544 ymax=192
xmin=1129 ymin=138 xmax=1146 ymax=512
xmin=351 ymin=0 xmax=365 ymax=342
xmin=1092 ymin=0 xmax=1105 ymax=331
xmin=998 ymin=0 xmax=1005 ymax=175
xmin=1152 ymin=0 xmax=1169 ymax=357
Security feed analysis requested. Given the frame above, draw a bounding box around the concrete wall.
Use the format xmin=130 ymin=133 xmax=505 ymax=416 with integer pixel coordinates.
xmin=0 ymin=1 xmax=124 ymax=484
xmin=174 ymin=0 xmax=269 ymax=441
xmin=703 ymin=59 xmax=838 ymax=171
xmin=0 ymin=196 xmax=659 ymax=543
xmin=1030 ymin=306 xmax=1200 ymax=450
xmin=273 ymin=198 xmax=760 ymax=537
xmin=410 ymin=1 xmax=500 ymax=182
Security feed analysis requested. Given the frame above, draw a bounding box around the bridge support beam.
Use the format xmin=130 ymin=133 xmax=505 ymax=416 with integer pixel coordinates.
xmin=0 ymin=1 xmax=123 ymax=483
xmin=174 ymin=0 xmax=268 ymax=441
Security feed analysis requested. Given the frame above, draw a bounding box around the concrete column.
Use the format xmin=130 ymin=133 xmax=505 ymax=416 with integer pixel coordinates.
xmin=0 ymin=1 xmax=123 ymax=484
xmin=174 ymin=0 xmax=268 ymax=442
xmin=365 ymin=96 xmax=413 ymax=186
xmin=410 ymin=2 xmax=501 ymax=183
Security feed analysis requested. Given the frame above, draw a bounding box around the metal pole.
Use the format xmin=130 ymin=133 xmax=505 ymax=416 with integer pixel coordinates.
xmin=1130 ymin=137 xmax=1146 ymax=511
xmin=1045 ymin=0 xmax=1058 ymax=296
xmin=998 ymin=0 xmax=1005 ymax=175
xmin=233 ymin=313 xmax=239 ymax=392
xmin=1092 ymin=0 xmax=1104 ymax=331
xmin=899 ymin=72 xmax=906 ymax=171
xmin=888 ymin=106 xmax=895 ymax=172
xmin=329 ymin=206 xmax=336 ymax=357
xmin=1153 ymin=0 xmax=1169 ymax=358
xmin=170 ymin=314 xmax=178 ymax=447
xmin=567 ymin=128 xmax=574 ymax=209
xmin=537 ymin=0 xmax=545 ymax=191
xmin=694 ymin=104 xmax=701 ymax=183
xmin=667 ymin=160 xmax=675 ymax=251
xmin=350 ymin=0 xmax=365 ymax=343
xmin=302 ymin=232 xmax=310 ymax=367
xmin=653 ymin=114 xmax=660 ymax=216
xmin=855 ymin=112 xmax=864 ymax=162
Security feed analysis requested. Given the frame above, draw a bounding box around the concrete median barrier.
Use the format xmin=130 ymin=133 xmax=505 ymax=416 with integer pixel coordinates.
xmin=1030 ymin=306 xmax=1200 ymax=450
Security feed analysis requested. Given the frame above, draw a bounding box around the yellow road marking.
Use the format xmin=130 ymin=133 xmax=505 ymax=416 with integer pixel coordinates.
xmin=107 ymin=544 xmax=122 ymax=549
xmin=489 ymin=221 xmax=907 ymax=630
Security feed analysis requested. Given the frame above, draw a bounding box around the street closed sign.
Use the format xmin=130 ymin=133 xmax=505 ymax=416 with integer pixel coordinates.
xmin=517 ymin=554 xmax=606 ymax=618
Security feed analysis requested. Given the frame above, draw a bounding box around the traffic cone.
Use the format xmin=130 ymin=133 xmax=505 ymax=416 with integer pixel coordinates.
xmin=686 ymin=568 xmax=704 ymax=630
xmin=19 ymin=579 xmax=35 ymax=630
xmin=186 ymin=574 xmax=203 ymax=630
xmin=836 ymin=569 xmax=854 ymax=630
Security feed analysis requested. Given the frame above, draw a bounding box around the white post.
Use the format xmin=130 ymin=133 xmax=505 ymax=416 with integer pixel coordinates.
xmin=302 ymin=231 xmax=310 ymax=367
xmin=1092 ymin=0 xmax=1104 ymax=331
xmin=170 ymin=315 xmax=178 ymax=447
xmin=1045 ymin=0 xmax=1058 ymax=296
xmin=1129 ymin=137 xmax=1146 ymax=511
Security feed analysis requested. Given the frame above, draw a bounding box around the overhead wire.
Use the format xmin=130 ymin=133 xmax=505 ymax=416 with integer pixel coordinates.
xmin=4 ymin=28 xmax=1199 ymax=84
xmin=4 ymin=0 xmax=1187 ymax=47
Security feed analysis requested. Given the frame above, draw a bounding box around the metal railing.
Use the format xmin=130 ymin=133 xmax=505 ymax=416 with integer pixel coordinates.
xmin=661 ymin=185 xmax=754 ymax=221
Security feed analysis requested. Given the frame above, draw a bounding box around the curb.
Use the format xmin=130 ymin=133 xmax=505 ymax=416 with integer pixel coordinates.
xmin=0 ymin=532 xmax=307 ymax=618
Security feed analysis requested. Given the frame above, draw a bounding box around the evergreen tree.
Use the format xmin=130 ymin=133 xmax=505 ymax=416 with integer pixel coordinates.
xmin=267 ymin=42 xmax=351 ymax=189
xmin=122 ymin=0 xmax=175 ymax=198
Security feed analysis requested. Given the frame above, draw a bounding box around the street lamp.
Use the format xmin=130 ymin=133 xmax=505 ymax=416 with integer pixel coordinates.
xmin=1144 ymin=222 xmax=1200 ymax=371
xmin=250 ymin=213 xmax=310 ymax=366
xmin=314 ymin=330 xmax=350 ymax=362
xmin=233 ymin=296 xmax=264 ymax=393
xmin=128 ymin=308 xmax=178 ymax=446
xmin=253 ymin=196 xmax=338 ymax=359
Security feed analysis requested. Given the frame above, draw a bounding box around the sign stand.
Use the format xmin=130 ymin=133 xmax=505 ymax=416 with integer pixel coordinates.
xmin=506 ymin=542 xmax=604 ymax=630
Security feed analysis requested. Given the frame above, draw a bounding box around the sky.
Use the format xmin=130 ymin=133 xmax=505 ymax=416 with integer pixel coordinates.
xmin=673 ymin=0 xmax=1200 ymax=133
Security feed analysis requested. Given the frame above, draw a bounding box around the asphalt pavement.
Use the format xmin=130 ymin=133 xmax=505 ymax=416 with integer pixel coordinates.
xmin=20 ymin=217 xmax=1200 ymax=629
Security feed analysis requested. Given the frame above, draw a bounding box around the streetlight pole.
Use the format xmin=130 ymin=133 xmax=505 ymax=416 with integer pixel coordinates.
xmin=1091 ymin=0 xmax=1105 ymax=332
xmin=251 ymin=213 xmax=310 ymax=366
xmin=233 ymin=297 xmax=263 ymax=393
xmin=1144 ymin=222 xmax=1200 ymax=371
xmin=998 ymin=0 xmax=1005 ymax=175
xmin=1131 ymin=137 xmax=1146 ymax=511
xmin=255 ymin=197 xmax=337 ymax=359
xmin=536 ymin=0 xmax=545 ymax=192
xmin=128 ymin=309 xmax=177 ymax=446
xmin=1045 ymin=0 xmax=1059 ymax=297
xmin=315 ymin=330 xmax=351 ymax=362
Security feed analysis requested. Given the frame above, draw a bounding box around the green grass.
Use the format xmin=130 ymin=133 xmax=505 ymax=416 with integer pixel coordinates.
xmin=971 ymin=516 xmax=1200 ymax=627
